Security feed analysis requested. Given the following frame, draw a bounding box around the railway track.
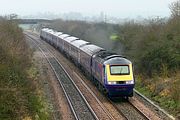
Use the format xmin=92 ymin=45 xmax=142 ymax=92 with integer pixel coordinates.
xmin=25 ymin=31 xmax=174 ymax=120
xmin=134 ymin=90 xmax=175 ymax=120
xmin=110 ymin=99 xmax=150 ymax=120
xmin=26 ymin=34 xmax=99 ymax=120
xmin=25 ymin=32 xmax=153 ymax=120
xmin=26 ymin=32 xmax=123 ymax=120
xmin=73 ymin=71 xmax=150 ymax=120
xmin=72 ymin=72 xmax=124 ymax=120
xmin=128 ymin=100 xmax=151 ymax=120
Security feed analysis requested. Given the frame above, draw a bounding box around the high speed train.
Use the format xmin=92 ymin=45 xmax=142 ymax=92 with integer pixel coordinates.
xmin=40 ymin=28 xmax=135 ymax=97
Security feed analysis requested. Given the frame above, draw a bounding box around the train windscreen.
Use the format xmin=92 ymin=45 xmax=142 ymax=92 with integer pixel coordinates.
xmin=110 ymin=65 xmax=129 ymax=75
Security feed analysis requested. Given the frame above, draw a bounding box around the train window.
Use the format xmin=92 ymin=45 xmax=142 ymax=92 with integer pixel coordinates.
xmin=110 ymin=65 xmax=129 ymax=75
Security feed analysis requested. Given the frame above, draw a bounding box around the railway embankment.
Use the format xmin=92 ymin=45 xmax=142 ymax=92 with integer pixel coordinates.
xmin=0 ymin=18 xmax=51 ymax=119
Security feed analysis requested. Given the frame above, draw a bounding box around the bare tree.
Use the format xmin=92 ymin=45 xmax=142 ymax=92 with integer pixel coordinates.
xmin=4 ymin=14 xmax=18 ymax=20
xmin=169 ymin=0 xmax=180 ymax=17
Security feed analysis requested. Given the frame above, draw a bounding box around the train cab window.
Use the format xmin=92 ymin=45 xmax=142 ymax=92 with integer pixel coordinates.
xmin=110 ymin=65 xmax=129 ymax=75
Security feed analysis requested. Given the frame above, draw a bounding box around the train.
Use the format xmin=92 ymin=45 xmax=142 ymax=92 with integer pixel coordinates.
xmin=40 ymin=28 xmax=135 ymax=98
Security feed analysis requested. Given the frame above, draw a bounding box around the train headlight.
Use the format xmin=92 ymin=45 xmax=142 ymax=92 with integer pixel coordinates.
xmin=108 ymin=81 xmax=117 ymax=85
xmin=126 ymin=80 xmax=134 ymax=84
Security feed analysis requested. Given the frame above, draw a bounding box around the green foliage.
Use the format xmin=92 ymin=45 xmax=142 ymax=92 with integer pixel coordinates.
xmin=110 ymin=34 xmax=120 ymax=41
xmin=27 ymin=93 xmax=49 ymax=120
xmin=136 ymin=71 xmax=180 ymax=115
xmin=140 ymin=46 xmax=179 ymax=76
xmin=170 ymin=76 xmax=180 ymax=104
xmin=135 ymin=76 xmax=180 ymax=116
xmin=0 ymin=18 xmax=50 ymax=119
xmin=0 ymin=91 xmax=23 ymax=120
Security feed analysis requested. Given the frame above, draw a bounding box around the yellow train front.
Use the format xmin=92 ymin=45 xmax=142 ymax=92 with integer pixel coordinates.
xmin=104 ymin=56 xmax=134 ymax=97
xmin=92 ymin=52 xmax=135 ymax=98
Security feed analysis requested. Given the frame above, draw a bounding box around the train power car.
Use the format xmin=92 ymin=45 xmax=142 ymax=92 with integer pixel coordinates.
xmin=92 ymin=51 xmax=134 ymax=97
xmin=40 ymin=28 xmax=135 ymax=98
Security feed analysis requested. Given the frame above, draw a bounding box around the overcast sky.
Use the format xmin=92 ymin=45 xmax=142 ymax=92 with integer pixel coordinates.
xmin=0 ymin=0 xmax=177 ymax=18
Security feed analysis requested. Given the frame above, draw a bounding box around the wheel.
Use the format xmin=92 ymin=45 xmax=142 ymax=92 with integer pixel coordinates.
xmin=129 ymin=91 xmax=133 ymax=97
xmin=124 ymin=96 xmax=129 ymax=100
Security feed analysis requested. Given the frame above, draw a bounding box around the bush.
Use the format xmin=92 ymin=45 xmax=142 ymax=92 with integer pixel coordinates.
xmin=0 ymin=18 xmax=49 ymax=119
xmin=140 ymin=46 xmax=179 ymax=76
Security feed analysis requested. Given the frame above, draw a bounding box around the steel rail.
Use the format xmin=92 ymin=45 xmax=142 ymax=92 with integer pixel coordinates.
xmin=26 ymin=34 xmax=99 ymax=120
xmin=134 ymin=89 xmax=175 ymax=120
xmin=128 ymin=100 xmax=151 ymax=120
xmin=73 ymin=72 xmax=118 ymax=120
xmin=26 ymin=31 xmax=175 ymax=120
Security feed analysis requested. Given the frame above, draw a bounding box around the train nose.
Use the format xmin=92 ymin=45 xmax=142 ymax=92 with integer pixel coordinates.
xmin=105 ymin=84 xmax=134 ymax=97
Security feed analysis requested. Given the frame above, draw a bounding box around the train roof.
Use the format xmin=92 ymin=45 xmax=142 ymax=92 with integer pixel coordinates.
xmin=59 ymin=34 xmax=70 ymax=39
xmin=53 ymin=32 xmax=63 ymax=37
xmin=95 ymin=51 xmax=117 ymax=59
xmin=64 ymin=36 xmax=79 ymax=43
xmin=41 ymin=28 xmax=49 ymax=31
xmin=45 ymin=28 xmax=53 ymax=31
xmin=71 ymin=40 xmax=89 ymax=48
xmin=80 ymin=44 xmax=104 ymax=56
xmin=46 ymin=29 xmax=54 ymax=34
xmin=104 ymin=57 xmax=131 ymax=65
